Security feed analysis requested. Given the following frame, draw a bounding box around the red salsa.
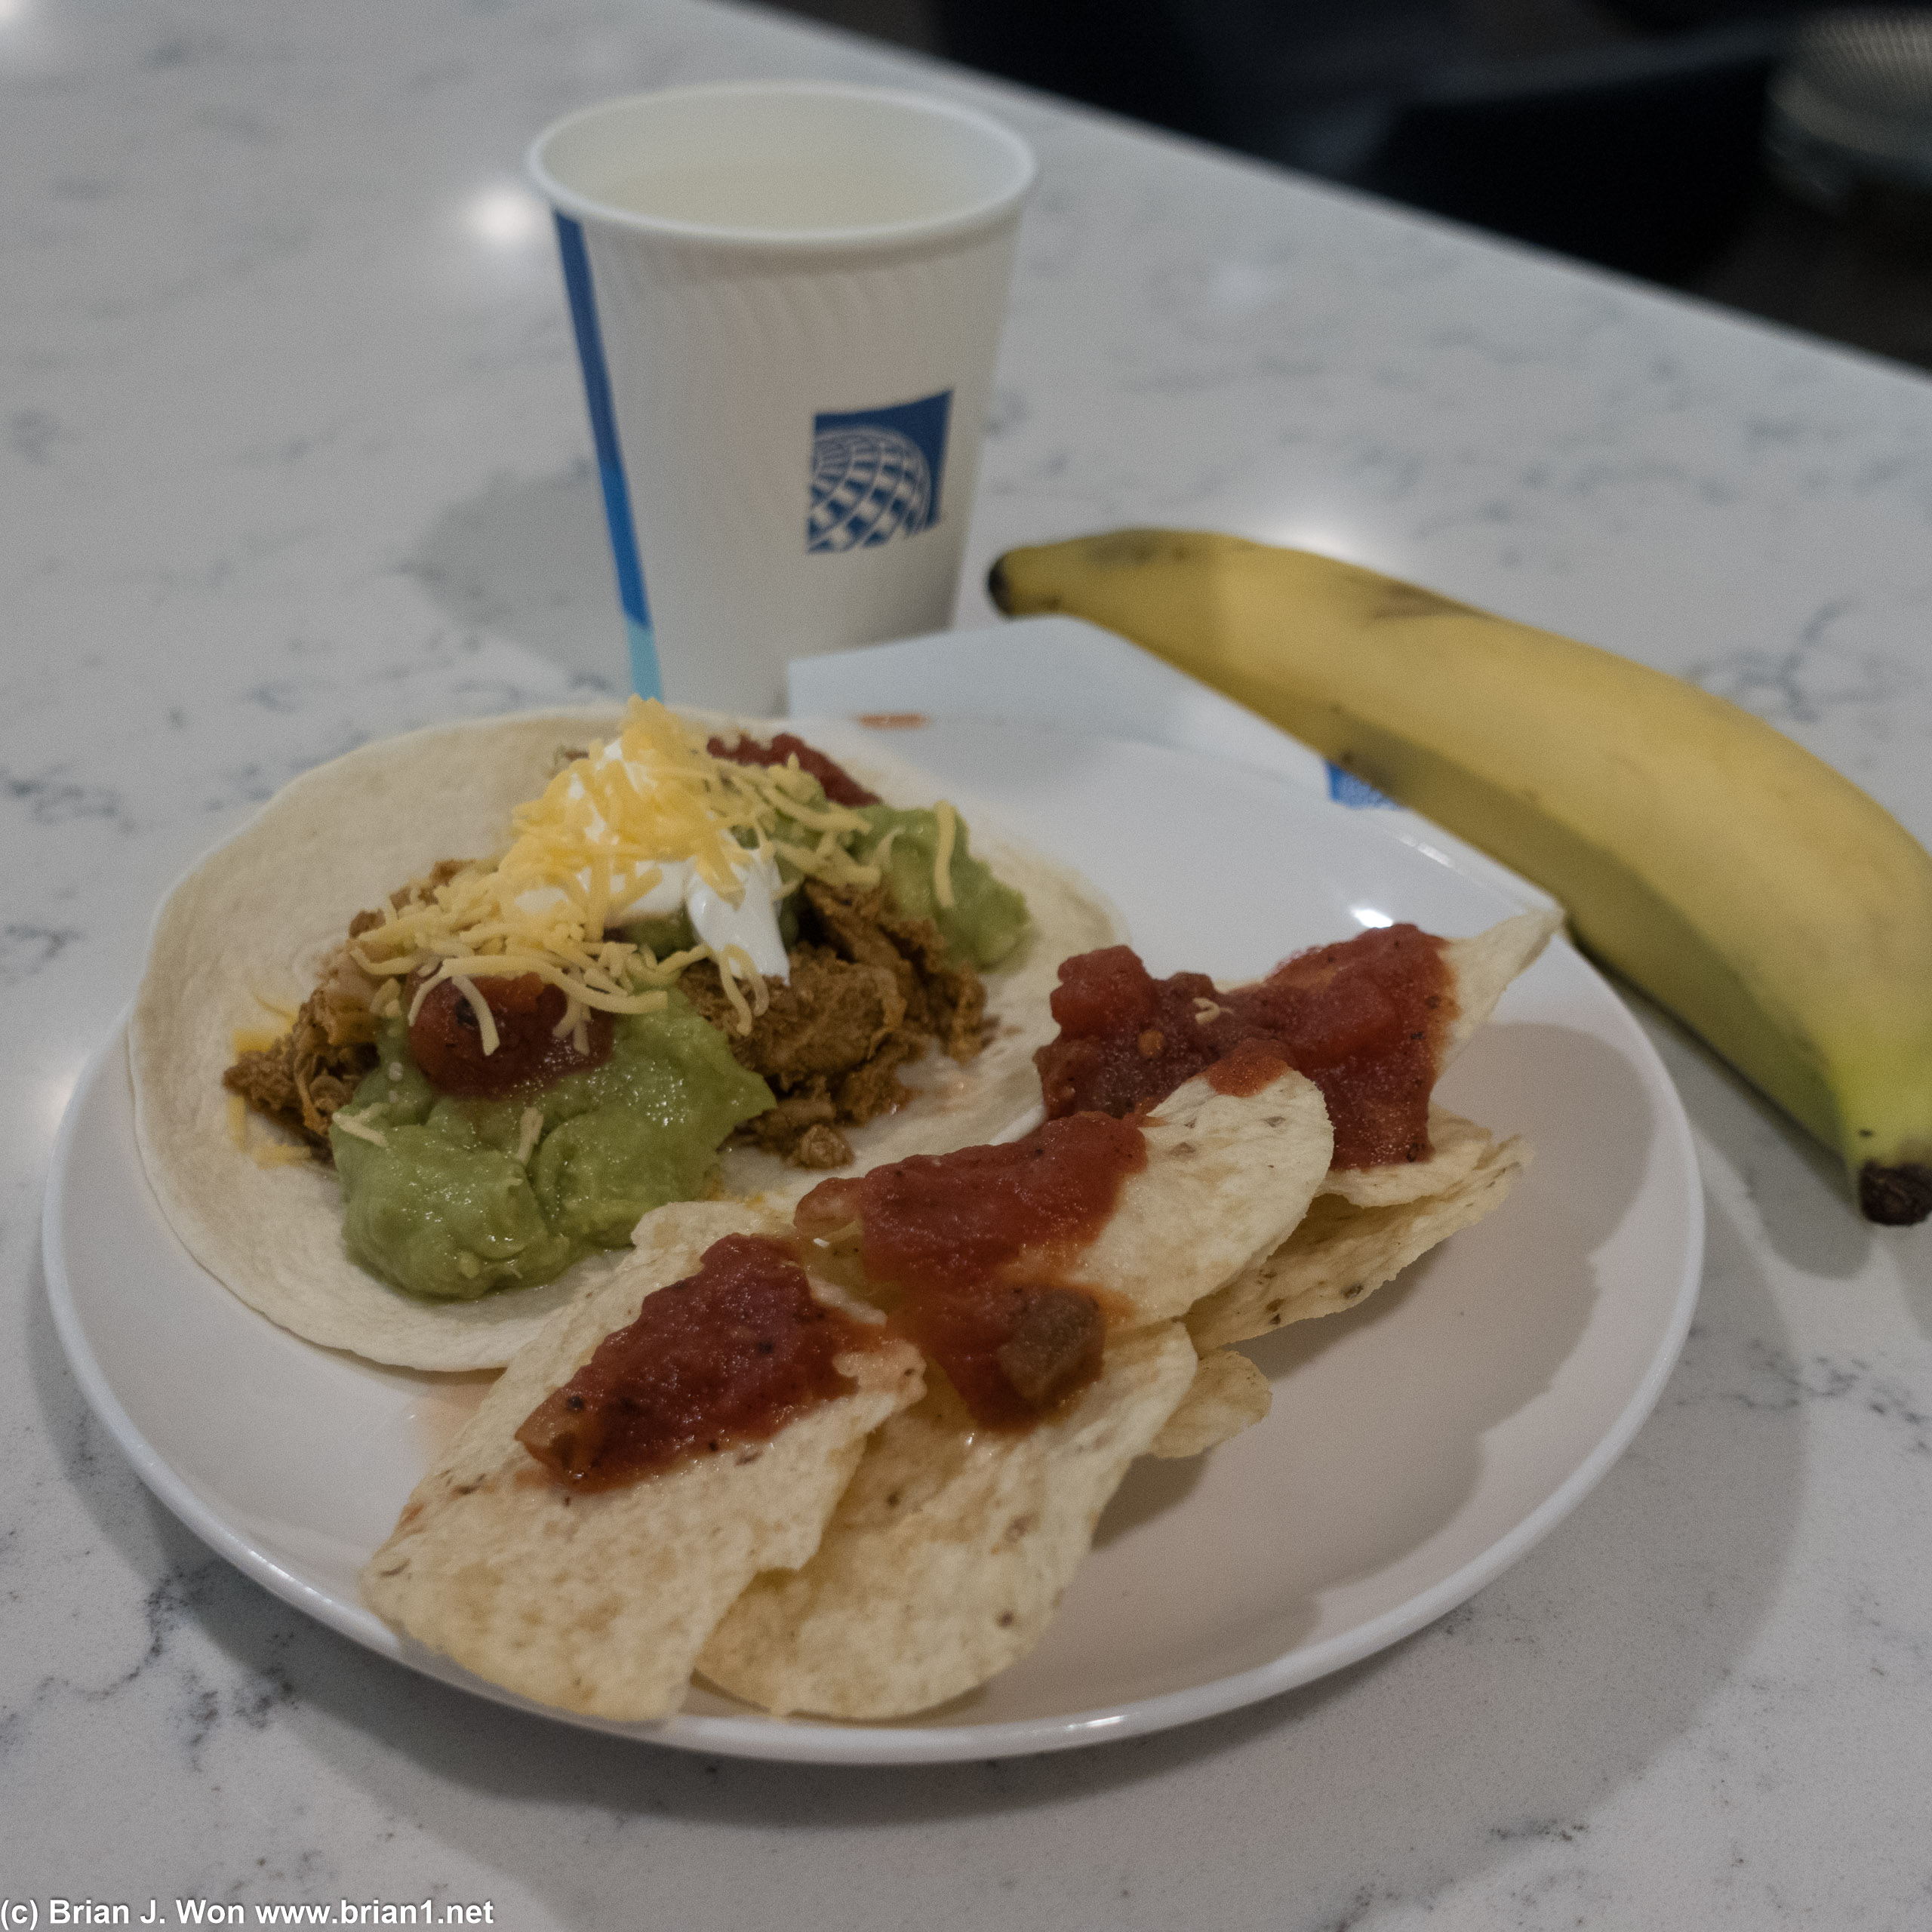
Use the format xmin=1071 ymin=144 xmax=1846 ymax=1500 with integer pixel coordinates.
xmin=706 ymin=731 xmax=880 ymax=808
xmin=515 ymin=1234 xmax=880 ymax=1489
xmin=1204 ymin=1035 xmax=1294 ymax=1097
xmin=410 ymin=972 xmax=613 ymax=1100
xmin=1034 ymin=927 xmax=1455 ymax=1168
xmin=795 ymin=1113 xmax=1146 ymax=1428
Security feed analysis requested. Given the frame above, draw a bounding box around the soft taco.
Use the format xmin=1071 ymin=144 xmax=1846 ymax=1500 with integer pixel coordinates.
xmin=130 ymin=701 xmax=1118 ymax=1372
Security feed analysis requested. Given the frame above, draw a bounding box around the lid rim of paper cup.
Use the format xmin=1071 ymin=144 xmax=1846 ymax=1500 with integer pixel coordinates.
xmin=525 ymin=81 xmax=1038 ymax=254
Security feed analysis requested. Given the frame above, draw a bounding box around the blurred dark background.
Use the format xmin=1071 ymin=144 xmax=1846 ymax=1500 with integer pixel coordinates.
xmin=768 ymin=0 xmax=1932 ymax=371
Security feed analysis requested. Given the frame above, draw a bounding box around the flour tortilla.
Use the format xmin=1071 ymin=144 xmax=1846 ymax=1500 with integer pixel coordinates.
xmin=360 ymin=1201 xmax=925 ymax=1721
xmin=130 ymin=709 xmax=1121 ymax=1371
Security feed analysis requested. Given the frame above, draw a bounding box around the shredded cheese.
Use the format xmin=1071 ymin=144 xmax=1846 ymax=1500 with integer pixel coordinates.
xmin=226 ymin=1092 xmax=248 ymax=1150
xmin=348 ymin=697 xmax=876 ymax=1047
xmin=1193 ymin=998 xmax=1226 ymax=1025
xmin=250 ymin=1142 xmax=312 ymax=1168
xmin=450 ymin=975 xmax=500 ymax=1057
xmin=231 ymin=1026 xmax=281 ymax=1057
xmin=724 ymin=946 xmax=772 ymax=1016
xmin=933 ymin=801 xmax=957 ymax=910
xmin=713 ymin=944 xmax=763 ymax=1035
xmin=332 ymin=1110 xmax=389 ymax=1148
xmin=515 ymin=1107 xmax=544 ymax=1166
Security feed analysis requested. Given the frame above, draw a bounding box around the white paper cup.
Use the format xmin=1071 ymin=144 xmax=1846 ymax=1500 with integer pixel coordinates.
xmin=528 ymin=83 xmax=1036 ymax=709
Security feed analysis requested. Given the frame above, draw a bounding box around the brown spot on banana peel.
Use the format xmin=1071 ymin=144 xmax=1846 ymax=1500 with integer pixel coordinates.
xmin=1858 ymin=1162 xmax=1932 ymax=1226
xmin=989 ymin=530 xmax=1228 ymax=614
xmin=1372 ymin=583 xmax=1486 ymax=622
xmin=1085 ymin=530 xmax=1216 ymax=570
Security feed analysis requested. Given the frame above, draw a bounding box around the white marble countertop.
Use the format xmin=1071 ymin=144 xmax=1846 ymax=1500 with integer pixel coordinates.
xmin=7 ymin=1 xmax=1931 ymax=1925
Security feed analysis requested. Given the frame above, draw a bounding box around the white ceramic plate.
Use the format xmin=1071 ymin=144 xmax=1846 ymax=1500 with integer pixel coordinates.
xmin=45 ymin=720 xmax=1702 ymax=1764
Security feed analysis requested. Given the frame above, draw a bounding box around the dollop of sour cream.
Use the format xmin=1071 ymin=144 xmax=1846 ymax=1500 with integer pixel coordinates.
xmin=512 ymin=745 xmax=792 ymax=983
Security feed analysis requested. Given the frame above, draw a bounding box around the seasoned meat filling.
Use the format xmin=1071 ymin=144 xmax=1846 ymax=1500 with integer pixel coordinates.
xmin=222 ymin=949 xmax=380 ymax=1151
xmin=223 ymin=858 xmax=473 ymax=1155
xmin=681 ymin=881 xmax=988 ymax=1166
xmin=224 ymin=863 xmax=989 ymax=1171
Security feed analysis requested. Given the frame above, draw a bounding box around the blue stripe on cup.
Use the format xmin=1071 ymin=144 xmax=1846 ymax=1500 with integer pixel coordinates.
xmin=553 ymin=212 xmax=660 ymax=700
xmin=1326 ymin=762 xmax=1398 ymax=808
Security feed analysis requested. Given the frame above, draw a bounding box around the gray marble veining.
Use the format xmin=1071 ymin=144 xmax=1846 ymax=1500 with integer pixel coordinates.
xmin=5 ymin=1 xmax=1931 ymax=1927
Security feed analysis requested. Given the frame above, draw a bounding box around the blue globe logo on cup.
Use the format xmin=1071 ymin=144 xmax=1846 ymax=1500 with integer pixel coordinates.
xmin=808 ymin=389 xmax=953 ymax=553
xmin=809 ymin=428 xmax=932 ymax=550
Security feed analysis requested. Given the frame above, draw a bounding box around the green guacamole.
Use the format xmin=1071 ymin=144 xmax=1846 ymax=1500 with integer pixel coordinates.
xmin=330 ymin=996 xmax=772 ymax=1302
xmin=328 ymin=782 xmax=1028 ymax=1303
xmin=849 ymin=804 xmax=1029 ymax=969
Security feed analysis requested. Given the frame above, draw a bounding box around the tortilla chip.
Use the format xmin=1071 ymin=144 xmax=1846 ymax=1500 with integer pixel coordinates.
xmin=1072 ymin=1066 xmax=1335 ymax=1325
xmin=1186 ymin=1135 xmax=1531 ymax=1351
xmin=1319 ymin=1106 xmax=1493 ymax=1208
xmin=1146 ymin=1347 xmax=1272 ymax=1459
xmin=696 ymin=1322 xmax=1198 ymax=1719
xmin=1297 ymin=907 xmax=1549 ymax=1205
xmin=360 ymin=1203 xmax=925 ymax=1721
xmin=689 ymin=1069 xmax=1325 ymax=1718
xmin=130 ymin=709 xmax=1120 ymax=1371
xmin=1441 ymin=909 xmax=1561 ymax=1066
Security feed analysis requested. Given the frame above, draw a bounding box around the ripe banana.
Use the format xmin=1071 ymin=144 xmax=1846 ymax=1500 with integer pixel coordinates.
xmin=989 ymin=528 xmax=1932 ymax=1225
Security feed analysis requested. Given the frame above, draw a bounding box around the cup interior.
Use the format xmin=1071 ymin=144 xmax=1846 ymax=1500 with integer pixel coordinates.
xmin=531 ymin=84 xmax=1035 ymax=242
